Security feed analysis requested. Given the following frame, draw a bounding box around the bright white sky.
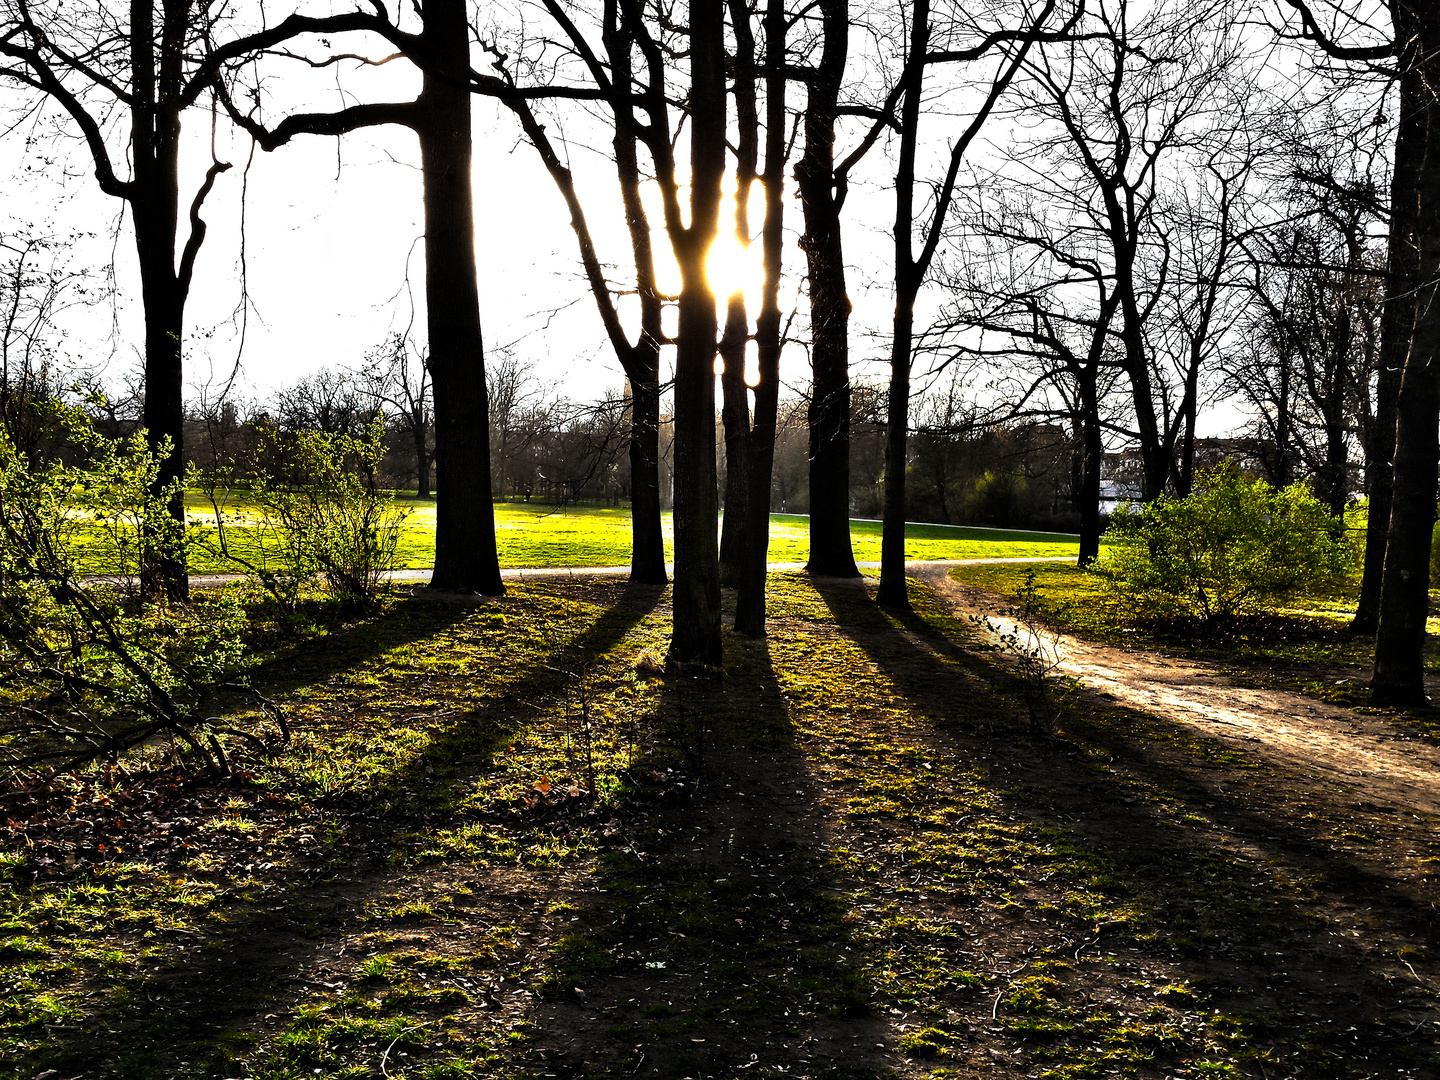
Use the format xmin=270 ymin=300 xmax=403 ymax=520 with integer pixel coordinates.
xmin=0 ymin=14 xmax=903 ymax=409
xmin=0 ymin=0 xmax=1382 ymax=440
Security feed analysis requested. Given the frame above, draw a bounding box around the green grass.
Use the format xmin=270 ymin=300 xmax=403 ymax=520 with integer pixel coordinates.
xmin=2 ymin=574 xmax=1432 ymax=1078
xmin=179 ymin=493 xmax=1080 ymax=574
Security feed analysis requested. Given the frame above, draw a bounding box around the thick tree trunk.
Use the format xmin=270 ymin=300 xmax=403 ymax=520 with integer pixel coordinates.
xmin=719 ymin=295 xmax=751 ymax=589
xmin=137 ymin=264 xmax=189 ymax=601
xmin=796 ymin=0 xmax=859 ymax=579
xmin=1371 ymin=362 xmax=1438 ymax=704
xmin=132 ymin=0 xmax=189 ymax=601
xmin=733 ymin=0 xmax=788 ymax=637
xmin=1372 ymin=5 xmax=1439 ymax=703
xmin=419 ymin=0 xmax=502 ymax=595
xmin=1354 ymin=61 xmax=1422 ymax=632
xmin=667 ymin=0 xmax=725 ymax=666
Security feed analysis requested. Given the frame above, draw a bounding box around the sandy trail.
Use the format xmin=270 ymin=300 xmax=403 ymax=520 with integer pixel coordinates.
xmin=911 ymin=560 xmax=1440 ymax=818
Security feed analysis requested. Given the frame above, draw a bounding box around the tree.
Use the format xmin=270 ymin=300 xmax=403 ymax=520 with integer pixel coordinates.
xmin=0 ymin=0 xmax=247 ymax=597
xmin=221 ymin=0 xmax=522 ymax=594
xmin=666 ymin=0 xmax=728 ymax=663
xmin=0 ymin=227 xmax=91 ymax=464
xmin=507 ymin=0 xmax=728 ymax=659
xmin=793 ymin=0 xmax=861 ymax=578
xmin=1280 ymin=0 xmax=1440 ymax=703
xmin=485 ymin=349 xmax=547 ymax=502
xmin=480 ymin=0 xmax=673 ymax=585
xmin=875 ymin=0 xmax=1070 ymax=608
xmin=356 ymin=335 xmax=434 ymax=499
xmin=715 ymin=0 xmax=789 ymax=635
xmin=1225 ymin=175 xmax=1385 ymax=515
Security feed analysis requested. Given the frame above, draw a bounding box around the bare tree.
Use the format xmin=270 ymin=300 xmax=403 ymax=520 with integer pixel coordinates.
xmin=479 ymin=0 xmax=673 ymax=585
xmin=0 ymin=0 xmax=247 ymax=596
xmin=1279 ymin=0 xmax=1440 ymax=704
xmin=0 ymin=228 xmax=91 ymax=464
xmin=356 ymin=335 xmax=434 ymax=499
xmin=875 ymin=0 xmax=1073 ymax=607
xmin=486 ymin=349 xmax=548 ymax=503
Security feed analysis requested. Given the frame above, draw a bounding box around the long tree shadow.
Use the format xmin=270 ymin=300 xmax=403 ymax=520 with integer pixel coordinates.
xmin=809 ymin=573 xmax=1440 ymax=1077
xmin=521 ymin=629 xmax=901 ymax=1079
xmin=14 ymin=580 xmax=667 ymax=1079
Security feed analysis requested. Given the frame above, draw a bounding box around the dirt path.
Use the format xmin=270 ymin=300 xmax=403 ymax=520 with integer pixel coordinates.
xmin=913 ymin=560 xmax=1440 ymax=817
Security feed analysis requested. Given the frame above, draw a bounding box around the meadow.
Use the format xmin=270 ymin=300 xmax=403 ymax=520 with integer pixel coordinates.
xmin=179 ymin=494 xmax=1083 ymax=574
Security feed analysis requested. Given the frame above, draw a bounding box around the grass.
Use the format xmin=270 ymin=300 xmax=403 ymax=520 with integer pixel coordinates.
xmin=2 ymin=572 xmax=1434 ymax=1079
xmin=177 ymin=492 xmax=1080 ymax=574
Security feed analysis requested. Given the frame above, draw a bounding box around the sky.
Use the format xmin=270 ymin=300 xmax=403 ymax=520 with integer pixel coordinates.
xmin=0 ymin=0 xmax=1378 ymax=440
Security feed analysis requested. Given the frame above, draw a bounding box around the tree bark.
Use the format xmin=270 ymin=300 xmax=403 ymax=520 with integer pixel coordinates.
xmin=1372 ymin=0 xmax=1440 ymax=703
xmin=796 ymin=0 xmax=860 ymax=578
xmin=667 ymin=0 xmax=726 ymax=665
xmin=420 ymin=0 xmax=503 ymax=594
xmin=876 ymin=0 xmax=928 ymax=609
xmin=1077 ymin=365 xmax=1103 ymax=566
xmin=733 ymin=0 xmax=788 ymax=637
xmin=719 ymin=293 xmax=751 ymax=589
xmin=1353 ymin=60 xmax=1421 ymax=632
xmin=132 ymin=0 xmax=192 ymax=601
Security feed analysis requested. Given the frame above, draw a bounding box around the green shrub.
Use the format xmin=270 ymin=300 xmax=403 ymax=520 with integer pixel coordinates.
xmin=1096 ymin=465 xmax=1351 ymax=621
xmin=1431 ymin=514 xmax=1440 ymax=588
xmin=0 ymin=407 xmax=276 ymax=776
xmin=207 ymin=420 xmax=408 ymax=608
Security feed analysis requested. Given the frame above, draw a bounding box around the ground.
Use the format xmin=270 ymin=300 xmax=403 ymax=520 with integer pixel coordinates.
xmin=2 ymin=566 xmax=1438 ymax=1080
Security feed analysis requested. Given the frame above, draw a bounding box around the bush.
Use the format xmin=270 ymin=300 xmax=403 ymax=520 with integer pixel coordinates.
xmin=0 ymin=407 xmax=281 ymax=777
xmin=1431 ymin=514 xmax=1440 ymax=588
xmin=1096 ymin=464 xmax=1352 ymax=621
xmin=206 ymin=420 xmax=409 ymax=609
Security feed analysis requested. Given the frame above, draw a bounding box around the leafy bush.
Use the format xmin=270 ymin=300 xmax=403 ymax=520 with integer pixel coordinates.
xmin=206 ymin=420 xmax=408 ymax=608
xmin=0 ymin=408 xmax=281 ymax=776
xmin=1431 ymin=513 xmax=1440 ymax=588
xmin=1096 ymin=464 xmax=1352 ymax=621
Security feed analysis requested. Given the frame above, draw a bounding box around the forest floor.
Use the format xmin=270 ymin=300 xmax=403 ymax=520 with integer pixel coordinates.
xmin=2 ymin=565 xmax=1438 ymax=1080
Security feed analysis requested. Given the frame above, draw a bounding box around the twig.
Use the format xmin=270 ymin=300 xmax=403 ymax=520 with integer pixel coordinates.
xmin=379 ymin=1022 xmax=428 ymax=1079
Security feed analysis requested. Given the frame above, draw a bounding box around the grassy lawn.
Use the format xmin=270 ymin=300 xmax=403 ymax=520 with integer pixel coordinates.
xmin=179 ymin=494 xmax=1081 ymax=574
xmin=2 ymin=575 xmax=1433 ymax=1079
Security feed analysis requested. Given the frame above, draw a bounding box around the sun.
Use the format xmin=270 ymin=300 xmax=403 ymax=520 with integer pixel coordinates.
xmin=706 ymin=231 xmax=753 ymax=300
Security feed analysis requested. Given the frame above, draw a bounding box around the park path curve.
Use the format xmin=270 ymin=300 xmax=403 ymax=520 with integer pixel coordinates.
xmin=910 ymin=561 xmax=1440 ymax=819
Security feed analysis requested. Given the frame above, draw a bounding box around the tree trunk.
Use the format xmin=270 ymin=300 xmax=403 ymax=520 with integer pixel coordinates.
xmin=627 ymin=362 xmax=668 ymax=583
xmin=1371 ymin=4 xmax=1439 ymax=703
xmin=719 ymin=295 xmax=751 ymax=589
xmin=133 ymin=0 xmax=189 ymax=601
xmin=1077 ymin=367 xmax=1103 ymax=566
xmin=1353 ymin=56 xmax=1422 ymax=632
xmin=414 ymin=416 xmax=432 ymax=499
xmin=1352 ymin=359 xmax=1397 ymax=632
xmin=667 ymin=0 xmax=725 ymax=666
xmin=137 ymin=263 xmax=189 ymax=601
xmin=876 ymin=296 xmax=915 ymax=607
xmin=1371 ymin=360 xmax=1439 ymax=705
xmin=419 ymin=0 xmax=502 ymax=594
xmin=876 ymin=0 xmax=928 ymax=610
xmin=796 ymin=0 xmax=859 ymax=578
xmin=733 ymin=0 xmax=787 ymax=636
